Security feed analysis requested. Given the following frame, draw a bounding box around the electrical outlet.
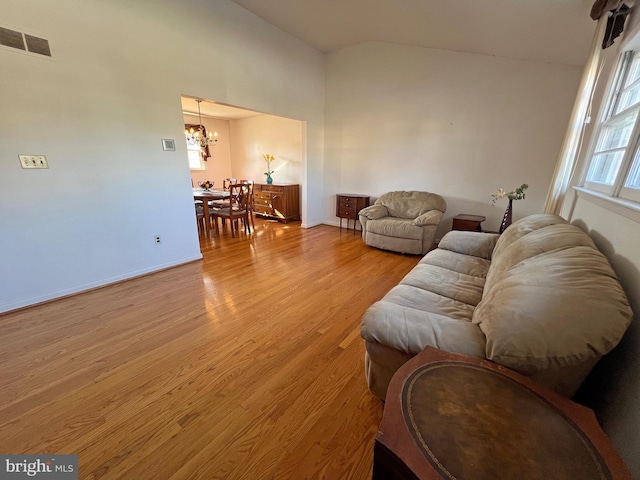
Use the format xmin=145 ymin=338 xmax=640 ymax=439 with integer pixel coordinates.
xmin=154 ymin=235 xmax=162 ymax=245
xmin=19 ymin=154 xmax=48 ymax=169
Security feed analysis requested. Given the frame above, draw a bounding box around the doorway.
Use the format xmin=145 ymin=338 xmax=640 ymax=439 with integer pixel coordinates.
xmin=181 ymin=96 xmax=305 ymax=242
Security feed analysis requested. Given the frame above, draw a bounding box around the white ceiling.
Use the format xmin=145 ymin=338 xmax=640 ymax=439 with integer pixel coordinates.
xmin=231 ymin=0 xmax=597 ymax=66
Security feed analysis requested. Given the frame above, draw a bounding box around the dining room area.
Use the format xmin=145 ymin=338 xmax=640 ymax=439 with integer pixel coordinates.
xmin=193 ymin=179 xmax=250 ymax=240
xmin=182 ymin=96 xmax=304 ymax=243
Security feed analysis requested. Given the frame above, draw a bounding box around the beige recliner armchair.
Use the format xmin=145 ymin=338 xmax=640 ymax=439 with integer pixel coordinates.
xmin=358 ymin=191 xmax=446 ymax=255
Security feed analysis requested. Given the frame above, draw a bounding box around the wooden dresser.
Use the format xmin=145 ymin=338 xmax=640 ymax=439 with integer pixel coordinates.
xmin=254 ymin=183 xmax=300 ymax=223
xmin=336 ymin=194 xmax=370 ymax=232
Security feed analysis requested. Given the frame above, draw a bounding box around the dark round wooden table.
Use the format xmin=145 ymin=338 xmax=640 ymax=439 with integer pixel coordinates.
xmin=373 ymin=347 xmax=632 ymax=480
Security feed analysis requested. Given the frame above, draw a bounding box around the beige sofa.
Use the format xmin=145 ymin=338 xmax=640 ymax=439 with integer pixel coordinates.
xmin=360 ymin=214 xmax=633 ymax=400
xmin=359 ymin=191 xmax=446 ymax=255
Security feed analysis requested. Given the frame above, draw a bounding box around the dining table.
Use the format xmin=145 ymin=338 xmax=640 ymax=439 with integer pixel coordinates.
xmin=193 ymin=188 xmax=230 ymax=236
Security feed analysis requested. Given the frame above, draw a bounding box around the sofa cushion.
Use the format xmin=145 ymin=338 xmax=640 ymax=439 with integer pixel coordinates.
xmin=383 ymin=285 xmax=476 ymax=321
xmin=376 ymin=191 xmax=447 ymax=219
xmin=491 ymin=213 xmax=568 ymax=260
xmin=400 ymin=264 xmax=486 ymax=307
xmin=360 ymin=300 xmax=486 ymax=358
xmin=419 ymin=249 xmax=492 ymax=279
xmin=484 ymin=224 xmax=598 ymax=296
xmin=438 ymin=231 xmax=500 ymax=260
xmin=474 ymin=246 xmax=633 ymax=375
xmin=366 ymin=217 xmax=423 ymax=240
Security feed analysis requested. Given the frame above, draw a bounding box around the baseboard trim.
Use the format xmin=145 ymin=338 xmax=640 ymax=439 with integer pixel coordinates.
xmin=0 ymin=254 xmax=204 ymax=314
xmin=302 ymin=222 xmax=325 ymax=229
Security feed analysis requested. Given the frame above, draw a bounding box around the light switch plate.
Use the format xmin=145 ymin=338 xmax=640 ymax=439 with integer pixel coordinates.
xmin=19 ymin=154 xmax=48 ymax=169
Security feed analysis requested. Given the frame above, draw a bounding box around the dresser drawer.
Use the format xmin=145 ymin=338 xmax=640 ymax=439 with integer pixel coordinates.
xmin=254 ymin=191 xmax=271 ymax=200
xmin=260 ymin=185 xmax=284 ymax=194
xmin=255 ymin=199 xmax=271 ymax=207
xmin=254 ymin=204 xmax=272 ymax=215
xmin=339 ymin=196 xmax=359 ymax=206
xmin=339 ymin=199 xmax=356 ymax=211
xmin=339 ymin=208 xmax=358 ymax=219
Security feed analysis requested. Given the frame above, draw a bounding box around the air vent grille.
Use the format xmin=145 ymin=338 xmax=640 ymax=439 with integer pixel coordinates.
xmin=0 ymin=26 xmax=25 ymax=51
xmin=0 ymin=26 xmax=51 ymax=57
xmin=24 ymin=34 xmax=51 ymax=56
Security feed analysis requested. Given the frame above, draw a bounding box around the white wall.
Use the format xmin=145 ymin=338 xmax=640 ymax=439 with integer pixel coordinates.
xmin=323 ymin=42 xmax=583 ymax=237
xmin=558 ymin=22 xmax=640 ymax=475
xmin=566 ymin=195 xmax=640 ymax=477
xmin=0 ymin=0 xmax=325 ymax=312
xmin=229 ymin=114 xmax=304 ymax=185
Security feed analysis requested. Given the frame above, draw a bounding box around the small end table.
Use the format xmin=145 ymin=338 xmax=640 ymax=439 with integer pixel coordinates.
xmin=336 ymin=194 xmax=370 ymax=233
xmin=373 ymin=347 xmax=632 ymax=480
xmin=452 ymin=214 xmax=486 ymax=232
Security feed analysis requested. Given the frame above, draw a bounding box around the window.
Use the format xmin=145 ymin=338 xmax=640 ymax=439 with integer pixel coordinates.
xmin=585 ymin=51 xmax=640 ymax=202
xmin=187 ymin=141 xmax=205 ymax=170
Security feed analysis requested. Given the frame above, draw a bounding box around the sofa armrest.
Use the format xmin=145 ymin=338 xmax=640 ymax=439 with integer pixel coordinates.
xmin=359 ymin=204 xmax=389 ymax=220
xmin=438 ymin=231 xmax=500 ymax=260
xmin=413 ymin=210 xmax=443 ymax=226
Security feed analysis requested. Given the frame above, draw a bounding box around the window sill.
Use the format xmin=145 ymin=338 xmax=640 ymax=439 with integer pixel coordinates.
xmin=573 ymin=186 xmax=640 ymax=223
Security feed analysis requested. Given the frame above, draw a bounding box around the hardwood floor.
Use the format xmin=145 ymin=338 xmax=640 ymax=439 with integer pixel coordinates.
xmin=0 ymin=219 xmax=421 ymax=479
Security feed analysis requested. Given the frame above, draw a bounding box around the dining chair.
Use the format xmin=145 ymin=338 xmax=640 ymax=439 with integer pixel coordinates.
xmin=243 ymin=181 xmax=255 ymax=232
xmin=213 ymin=177 xmax=239 ymax=211
xmin=210 ymin=183 xmax=252 ymax=238
xmin=222 ymin=178 xmax=237 ymax=191
xmin=195 ymin=202 xmax=206 ymax=233
xmin=211 ymin=180 xmax=254 ymax=230
xmin=235 ymin=182 xmax=254 ymax=234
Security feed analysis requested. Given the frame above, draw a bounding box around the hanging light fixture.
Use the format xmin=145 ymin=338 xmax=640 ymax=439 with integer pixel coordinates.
xmin=185 ymin=99 xmax=218 ymax=148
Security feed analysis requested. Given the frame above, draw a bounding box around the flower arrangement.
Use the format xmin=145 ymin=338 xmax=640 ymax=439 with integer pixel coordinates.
xmin=198 ymin=180 xmax=214 ymax=190
xmin=491 ymin=184 xmax=528 ymax=206
xmin=491 ymin=183 xmax=528 ymax=233
xmin=264 ymin=153 xmax=275 ymax=184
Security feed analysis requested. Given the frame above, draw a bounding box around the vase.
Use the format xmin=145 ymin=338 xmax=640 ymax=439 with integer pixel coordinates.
xmin=266 ymin=174 xmax=273 ymax=185
xmin=499 ymin=199 xmax=513 ymax=234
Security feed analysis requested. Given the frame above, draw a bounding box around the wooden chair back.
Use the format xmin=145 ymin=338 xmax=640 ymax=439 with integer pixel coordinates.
xmin=211 ymin=183 xmax=253 ymax=237
xmin=223 ymin=178 xmax=237 ymax=191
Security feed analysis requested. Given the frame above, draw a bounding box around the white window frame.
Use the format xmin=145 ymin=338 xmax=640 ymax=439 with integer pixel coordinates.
xmin=583 ymin=47 xmax=640 ymax=204
xmin=187 ymin=141 xmax=205 ymax=170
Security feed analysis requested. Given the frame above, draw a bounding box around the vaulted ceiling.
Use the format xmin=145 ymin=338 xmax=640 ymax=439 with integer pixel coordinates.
xmin=188 ymin=1 xmax=599 ymax=119
xmin=231 ymin=0 xmax=597 ymax=66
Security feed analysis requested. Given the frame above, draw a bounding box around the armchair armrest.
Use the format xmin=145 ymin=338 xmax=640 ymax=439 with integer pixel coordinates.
xmin=438 ymin=230 xmax=500 ymax=260
xmin=359 ymin=204 xmax=389 ymax=220
xmin=413 ymin=210 xmax=443 ymax=227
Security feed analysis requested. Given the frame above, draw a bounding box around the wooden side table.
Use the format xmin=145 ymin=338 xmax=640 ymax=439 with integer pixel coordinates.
xmin=452 ymin=214 xmax=486 ymax=232
xmin=336 ymin=194 xmax=370 ymax=232
xmin=373 ymin=347 xmax=631 ymax=480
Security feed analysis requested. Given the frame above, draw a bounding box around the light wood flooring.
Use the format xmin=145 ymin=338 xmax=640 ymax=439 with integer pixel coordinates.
xmin=0 ymin=219 xmax=421 ymax=479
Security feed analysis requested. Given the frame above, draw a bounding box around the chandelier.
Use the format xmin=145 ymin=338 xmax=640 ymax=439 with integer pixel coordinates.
xmin=185 ymin=99 xmax=218 ymax=148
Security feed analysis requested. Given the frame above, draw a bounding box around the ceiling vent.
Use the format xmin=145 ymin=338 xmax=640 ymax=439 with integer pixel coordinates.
xmin=0 ymin=26 xmax=25 ymax=51
xmin=0 ymin=26 xmax=51 ymax=57
xmin=24 ymin=34 xmax=51 ymax=57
